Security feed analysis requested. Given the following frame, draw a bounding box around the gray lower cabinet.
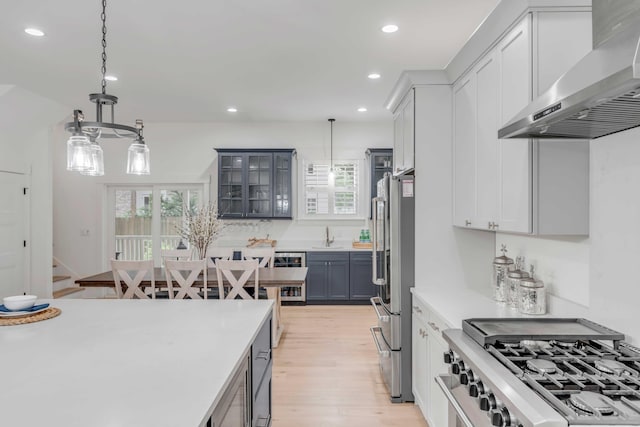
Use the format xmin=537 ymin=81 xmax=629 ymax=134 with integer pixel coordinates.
xmin=307 ymin=251 xmax=376 ymax=303
xmin=252 ymin=315 xmax=272 ymax=427
xmin=207 ymin=314 xmax=272 ymax=427
xmin=349 ymin=252 xmax=376 ymax=300
xmin=306 ymin=252 xmax=350 ymax=301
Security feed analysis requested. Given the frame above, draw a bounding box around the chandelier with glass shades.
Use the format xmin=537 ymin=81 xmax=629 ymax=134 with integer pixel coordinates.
xmin=64 ymin=0 xmax=150 ymax=176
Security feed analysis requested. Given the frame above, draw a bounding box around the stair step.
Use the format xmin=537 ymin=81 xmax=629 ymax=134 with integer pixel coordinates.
xmin=52 ymin=275 xmax=71 ymax=283
xmin=53 ymin=287 xmax=85 ymax=299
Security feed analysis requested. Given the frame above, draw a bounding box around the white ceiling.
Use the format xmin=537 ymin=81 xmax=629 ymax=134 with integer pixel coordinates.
xmin=0 ymin=0 xmax=499 ymax=123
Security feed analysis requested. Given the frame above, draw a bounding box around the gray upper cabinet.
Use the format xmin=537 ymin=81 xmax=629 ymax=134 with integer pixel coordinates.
xmin=215 ymin=149 xmax=294 ymax=219
xmin=367 ymin=148 xmax=393 ymax=198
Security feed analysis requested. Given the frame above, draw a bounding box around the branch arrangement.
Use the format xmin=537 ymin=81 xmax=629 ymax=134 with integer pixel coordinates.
xmin=176 ymin=203 xmax=224 ymax=259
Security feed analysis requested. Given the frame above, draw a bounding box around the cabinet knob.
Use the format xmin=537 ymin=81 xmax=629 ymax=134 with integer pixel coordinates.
xmin=493 ymin=223 xmax=499 ymax=229
xmin=465 ymin=220 xmax=472 ymax=226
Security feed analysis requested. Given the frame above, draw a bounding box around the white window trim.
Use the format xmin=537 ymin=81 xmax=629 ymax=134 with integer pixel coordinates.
xmin=298 ymin=158 xmax=365 ymax=220
xmin=104 ymin=183 xmax=207 ymax=269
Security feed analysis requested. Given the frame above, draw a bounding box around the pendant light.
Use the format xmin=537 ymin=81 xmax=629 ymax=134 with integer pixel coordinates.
xmin=64 ymin=0 xmax=149 ymax=176
xmin=328 ymin=118 xmax=335 ymax=183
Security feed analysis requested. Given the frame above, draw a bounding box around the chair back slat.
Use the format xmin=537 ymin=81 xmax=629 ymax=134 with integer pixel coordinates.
xmin=111 ymin=260 xmax=155 ymax=299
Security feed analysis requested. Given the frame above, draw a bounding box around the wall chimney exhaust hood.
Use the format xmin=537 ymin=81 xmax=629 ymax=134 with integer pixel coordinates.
xmin=499 ymin=1 xmax=640 ymax=140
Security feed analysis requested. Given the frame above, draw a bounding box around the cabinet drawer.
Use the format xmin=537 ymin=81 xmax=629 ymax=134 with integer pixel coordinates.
xmin=253 ymin=363 xmax=272 ymax=427
xmin=411 ymin=296 xmax=429 ymax=324
xmin=426 ymin=309 xmax=451 ymax=344
xmin=252 ymin=316 xmax=272 ymax=390
xmin=307 ymin=251 xmax=350 ymax=262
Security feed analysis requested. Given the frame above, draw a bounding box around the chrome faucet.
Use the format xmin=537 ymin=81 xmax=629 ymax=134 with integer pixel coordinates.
xmin=325 ymin=226 xmax=334 ymax=247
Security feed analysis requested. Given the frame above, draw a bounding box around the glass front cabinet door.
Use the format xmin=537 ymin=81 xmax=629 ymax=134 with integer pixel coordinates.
xmin=366 ymin=148 xmax=393 ymax=218
xmin=216 ymin=149 xmax=294 ymax=219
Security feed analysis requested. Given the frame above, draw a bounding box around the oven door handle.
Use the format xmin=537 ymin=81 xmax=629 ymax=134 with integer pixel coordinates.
xmin=369 ymin=327 xmax=390 ymax=358
xmin=370 ymin=297 xmax=389 ymax=322
xmin=436 ymin=374 xmax=475 ymax=427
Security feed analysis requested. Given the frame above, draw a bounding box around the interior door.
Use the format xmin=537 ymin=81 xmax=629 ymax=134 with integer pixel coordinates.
xmin=0 ymin=172 xmax=26 ymax=298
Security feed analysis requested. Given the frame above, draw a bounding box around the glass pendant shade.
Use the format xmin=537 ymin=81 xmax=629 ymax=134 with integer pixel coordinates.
xmin=127 ymin=141 xmax=150 ymax=175
xmin=80 ymin=142 xmax=104 ymax=176
xmin=67 ymin=135 xmax=92 ymax=172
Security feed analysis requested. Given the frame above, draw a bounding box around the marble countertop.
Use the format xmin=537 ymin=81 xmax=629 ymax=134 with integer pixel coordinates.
xmin=411 ymin=285 xmax=589 ymax=330
xmin=0 ymin=299 xmax=273 ymax=427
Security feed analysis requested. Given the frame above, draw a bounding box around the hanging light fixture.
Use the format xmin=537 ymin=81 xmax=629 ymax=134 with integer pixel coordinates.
xmin=328 ymin=118 xmax=335 ymax=183
xmin=64 ymin=0 xmax=149 ymax=176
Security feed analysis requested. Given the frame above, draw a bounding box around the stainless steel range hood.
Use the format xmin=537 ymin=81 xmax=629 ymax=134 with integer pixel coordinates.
xmin=499 ymin=0 xmax=640 ymax=140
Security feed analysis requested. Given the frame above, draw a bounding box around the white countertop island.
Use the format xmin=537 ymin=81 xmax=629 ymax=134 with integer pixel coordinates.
xmin=0 ymin=299 xmax=273 ymax=427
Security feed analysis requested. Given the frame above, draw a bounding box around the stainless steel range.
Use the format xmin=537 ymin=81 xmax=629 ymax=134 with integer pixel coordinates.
xmin=440 ymin=318 xmax=640 ymax=427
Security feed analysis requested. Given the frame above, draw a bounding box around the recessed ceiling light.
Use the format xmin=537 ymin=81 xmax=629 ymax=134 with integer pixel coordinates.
xmin=381 ymin=24 xmax=398 ymax=33
xmin=358 ymin=107 xmax=368 ymax=112
xmin=368 ymin=73 xmax=381 ymax=80
xmin=227 ymin=107 xmax=238 ymax=113
xmin=105 ymin=75 xmax=118 ymax=81
xmin=24 ymin=28 xmax=45 ymax=37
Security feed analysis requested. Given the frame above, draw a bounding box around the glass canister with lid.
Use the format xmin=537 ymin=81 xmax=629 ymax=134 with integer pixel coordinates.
xmin=517 ymin=265 xmax=546 ymax=315
xmin=492 ymin=244 xmax=514 ymax=303
xmin=506 ymin=256 xmax=529 ymax=309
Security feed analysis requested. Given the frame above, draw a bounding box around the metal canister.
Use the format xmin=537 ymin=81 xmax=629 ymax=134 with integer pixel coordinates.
xmin=517 ymin=265 xmax=546 ymax=315
xmin=492 ymin=244 xmax=514 ymax=302
xmin=506 ymin=256 xmax=529 ymax=309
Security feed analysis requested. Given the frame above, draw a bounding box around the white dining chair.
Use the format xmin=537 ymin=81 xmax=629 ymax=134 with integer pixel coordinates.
xmin=164 ymin=259 xmax=208 ymax=299
xmin=161 ymin=248 xmax=193 ymax=265
xmin=111 ymin=259 xmax=155 ymax=299
xmin=241 ymin=247 xmax=275 ymax=268
xmin=215 ymin=259 xmax=259 ymax=300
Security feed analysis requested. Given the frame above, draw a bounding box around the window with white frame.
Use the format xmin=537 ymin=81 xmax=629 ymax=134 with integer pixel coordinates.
xmin=107 ymin=184 xmax=204 ymax=267
xmin=303 ymin=160 xmax=359 ymax=217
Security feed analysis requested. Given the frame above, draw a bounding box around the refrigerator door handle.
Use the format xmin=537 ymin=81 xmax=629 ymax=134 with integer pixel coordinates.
xmin=370 ymin=297 xmax=390 ymax=322
xmin=370 ymin=327 xmax=390 ymax=358
xmin=371 ymin=197 xmax=386 ymax=286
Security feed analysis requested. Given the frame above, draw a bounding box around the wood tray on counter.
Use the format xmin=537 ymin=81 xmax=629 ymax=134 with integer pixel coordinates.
xmin=352 ymin=241 xmax=372 ymax=249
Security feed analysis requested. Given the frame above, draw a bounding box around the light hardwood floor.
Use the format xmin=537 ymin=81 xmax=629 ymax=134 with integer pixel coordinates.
xmin=272 ymin=305 xmax=428 ymax=427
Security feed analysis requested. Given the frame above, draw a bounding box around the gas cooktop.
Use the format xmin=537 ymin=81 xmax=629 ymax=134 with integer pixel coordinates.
xmin=442 ymin=318 xmax=640 ymax=426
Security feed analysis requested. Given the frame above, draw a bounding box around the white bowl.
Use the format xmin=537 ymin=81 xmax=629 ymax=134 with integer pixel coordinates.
xmin=3 ymin=295 xmax=37 ymax=311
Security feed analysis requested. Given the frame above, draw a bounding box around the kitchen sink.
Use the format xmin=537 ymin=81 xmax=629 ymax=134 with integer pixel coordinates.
xmin=311 ymin=246 xmax=344 ymax=250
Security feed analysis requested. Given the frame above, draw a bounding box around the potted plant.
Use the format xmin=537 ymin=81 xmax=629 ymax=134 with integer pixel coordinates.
xmin=176 ymin=203 xmax=224 ymax=259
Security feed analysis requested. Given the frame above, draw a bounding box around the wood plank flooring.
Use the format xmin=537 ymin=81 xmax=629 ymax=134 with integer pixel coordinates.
xmin=272 ymin=305 xmax=428 ymax=427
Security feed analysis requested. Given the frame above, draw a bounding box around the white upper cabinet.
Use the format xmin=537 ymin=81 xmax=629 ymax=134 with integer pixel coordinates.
xmin=453 ymin=9 xmax=592 ymax=235
xmin=453 ymin=75 xmax=476 ymax=227
xmin=497 ymin=16 xmax=533 ymax=233
xmin=453 ymin=52 xmax=499 ymax=229
xmin=475 ymin=52 xmax=500 ymax=230
xmin=393 ymin=89 xmax=415 ymax=175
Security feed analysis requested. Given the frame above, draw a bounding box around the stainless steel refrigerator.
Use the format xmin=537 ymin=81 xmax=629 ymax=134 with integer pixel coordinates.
xmin=369 ymin=172 xmax=414 ymax=402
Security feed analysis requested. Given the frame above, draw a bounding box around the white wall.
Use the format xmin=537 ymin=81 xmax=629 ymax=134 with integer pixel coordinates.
xmin=0 ymin=86 xmax=68 ymax=298
xmin=52 ymin=120 xmax=392 ymax=276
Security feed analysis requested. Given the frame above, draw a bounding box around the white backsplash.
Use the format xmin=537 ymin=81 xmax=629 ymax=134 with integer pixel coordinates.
xmin=495 ymin=234 xmax=590 ymax=307
xmin=214 ymin=219 xmax=366 ymax=248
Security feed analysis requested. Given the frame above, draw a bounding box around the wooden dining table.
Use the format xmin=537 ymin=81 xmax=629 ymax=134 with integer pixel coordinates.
xmin=75 ymin=266 xmax=308 ymax=347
